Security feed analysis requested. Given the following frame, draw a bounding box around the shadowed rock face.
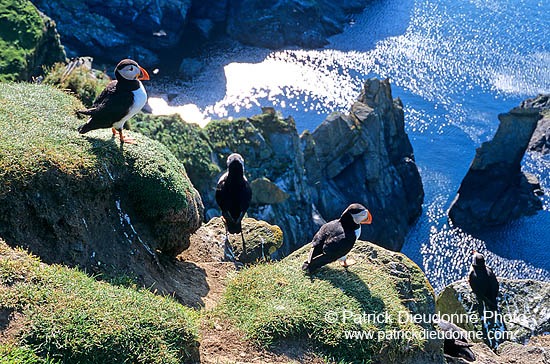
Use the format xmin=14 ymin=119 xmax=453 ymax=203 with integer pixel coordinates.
xmin=437 ymin=278 xmax=550 ymax=348
xmin=32 ymin=0 xmax=192 ymax=66
xmin=30 ymin=0 xmax=372 ymax=67
xmin=448 ymin=106 xmax=543 ymax=232
xmin=302 ymin=78 xmax=424 ymax=251
xmin=524 ymin=94 xmax=550 ymax=154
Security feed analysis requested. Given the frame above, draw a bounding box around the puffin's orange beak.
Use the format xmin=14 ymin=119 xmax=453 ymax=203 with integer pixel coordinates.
xmin=473 ymin=249 xmax=477 ymax=254
xmin=138 ymin=66 xmax=150 ymax=80
xmin=360 ymin=210 xmax=372 ymax=224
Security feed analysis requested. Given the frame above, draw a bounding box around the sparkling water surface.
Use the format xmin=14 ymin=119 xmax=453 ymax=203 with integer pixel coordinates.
xmin=150 ymin=0 xmax=550 ymax=292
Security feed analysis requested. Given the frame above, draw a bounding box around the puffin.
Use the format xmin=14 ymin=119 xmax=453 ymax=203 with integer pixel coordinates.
xmin=215 ymin=153 xmax=252 ymax=246
xmin=77 ymin=59 xmax=150 ymax=144
xmin=302 ymin=203 xmax=372 ymax=274
xmin=468 ymin=250 xmax=499 ymax=310
xmin=437 ymin=319 xmax=476 ymax=362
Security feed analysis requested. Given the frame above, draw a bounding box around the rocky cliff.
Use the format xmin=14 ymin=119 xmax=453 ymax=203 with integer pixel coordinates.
xmin=134 ymin=109 xmax=317 ymax=257
xmin=303 ymin=78 xmax=424 ymax=250
xmin=0 ymin=82 xmax=204 ymax=296
xmin=437 ymin=279 xmax=550 ymax=348
xmin=134 ymin=78 xmax=423 ymax=254
xmin=524 ymin=94 xmax=550 ymax=154
xmin=225 ymin=0 xmax=370 ymax=49
xmin=448 ymin=104 xmax=544 ymax=232
xmin=0 ymin=0 xmax=65 ymax=81
xmin=30 ymin=0 xmax=372 ymax=67
xmin=31 ymin=0 xmax=191 ymax=66
xmin=0 ymin=80 xmax=443 ymax=364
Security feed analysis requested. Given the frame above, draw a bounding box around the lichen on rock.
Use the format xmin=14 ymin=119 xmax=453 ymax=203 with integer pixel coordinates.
xmin=181 ymin=217 xmax=283 ymax=264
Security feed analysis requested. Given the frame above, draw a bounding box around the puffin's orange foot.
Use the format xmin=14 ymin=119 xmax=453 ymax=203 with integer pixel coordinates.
xmin=112 ymin=128 xmax=119 ymax=136
xmin=121 ymin=137 xmax=137 ymax=145
xmin=339 ymin=257 xmax=357 ymax=267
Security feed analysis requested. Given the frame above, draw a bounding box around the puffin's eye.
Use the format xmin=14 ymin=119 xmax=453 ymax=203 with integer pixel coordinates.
xmin=129 ymin=66 xmax=134 ymax=71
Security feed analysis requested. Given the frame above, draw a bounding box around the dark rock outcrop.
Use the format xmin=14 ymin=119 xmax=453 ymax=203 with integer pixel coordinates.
xmin=437 ymin=279 xmax=550 ymax=347
xmin=448 ymin=106 xmax=543 ymax=232
xmin=32 ymin=0 xmax=192 ymax=66
xmin=226 ymin=0 xmax=370 ymax=49
xmin=302 ymin=78 xmax=424 ymax=251
xmin=134 ymin=78 xmax=423 ymax=254
xmin=30 ymin=0 xmax=372 ymax=67
xmin=524 ymin=94 xmax=550 ymax=154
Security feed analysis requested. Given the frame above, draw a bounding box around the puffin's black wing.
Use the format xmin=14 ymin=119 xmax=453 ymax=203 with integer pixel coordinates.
xmin=302 ymin=221 xmax=347 ymax=273
xmin=304 ymin=224 xmax=331 ymax=265
xmin=321 ymin=224 xmax=351 ymax=259
xmin=215 ymin=172 xmax=229 ymax=212
xmin=77 ymin=81 xmax=133 ymax=133
xmin=239 ymin=177 xmax=252 ymax=215
xmin=486 ymin=267 xmax=499 ymax=308
xmin=468 ymin=270 xmax=483 ymax=296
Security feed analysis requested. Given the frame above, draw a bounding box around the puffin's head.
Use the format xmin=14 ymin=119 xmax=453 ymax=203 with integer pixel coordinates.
xmin=227 ymin=153 xmax=245 ymax=173
xmin=341 ymin=203 xmax=372 ymax=225
xmin=472 ymin=250 xmax=485 ymax=267
xmin=115 ymin=59 xmax=150 ymax=81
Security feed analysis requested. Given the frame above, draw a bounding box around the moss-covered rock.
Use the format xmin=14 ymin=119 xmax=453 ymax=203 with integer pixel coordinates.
xmin=132 ymin=110 xmax=315 ymax=256
xmin=131 ymin=112 xmax=220 ymax=191
xmin=0 ymin=240 xmax=200 ymax=363
xmin=0 ymin=82 xmax=203 ymax=268
xmin=218 ymin=240 xmax=444 ymax=363
xmin=0 ymin=0 xmax=65 ymax=81
xmin=182 ymin=217 xmax=283 ymax=264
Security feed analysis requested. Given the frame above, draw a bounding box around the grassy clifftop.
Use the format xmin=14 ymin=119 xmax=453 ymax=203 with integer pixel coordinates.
xmin=0 ymin=239 xmax=199 ymax=363
xmin=0 ymin=82 xmax=202 ymax=276
xmin=0 ymin=83 xmax=443 ymax=363
xmin=218 ymin=240 xmax=443 ymax=363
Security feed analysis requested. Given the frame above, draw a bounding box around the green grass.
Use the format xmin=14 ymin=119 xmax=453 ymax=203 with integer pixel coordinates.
xmin=0 ymin=240 xmax=199 ymax=363
xmin=0 ymin=345 xmax=57 ymax=363
xmin=0 ymin=82 xmax=196 ymax=224
xmin=43 ymin=62 xmax=110 ymax=107
xmin=0 ymin=0 xmax=64 ymax=81
xmin=218 ymin=241 xmax=432 ymax=363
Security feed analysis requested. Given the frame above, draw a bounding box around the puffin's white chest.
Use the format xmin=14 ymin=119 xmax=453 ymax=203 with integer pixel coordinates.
xmin=355 ymin=227 xmax=361 ymax=240
xmin=113 ymin=82 xmax=147 ymax=129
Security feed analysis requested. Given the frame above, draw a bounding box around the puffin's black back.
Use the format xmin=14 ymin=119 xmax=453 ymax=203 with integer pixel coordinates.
xmin=302 ymin=209 xmax=360 ymax=273
xmin=468 ymin=253 xmax=499 ymax=309
xmin=215 ymin=161 xmax=252 ymax=234
xmin=438 ymin=320 xmax=476 ymax=362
